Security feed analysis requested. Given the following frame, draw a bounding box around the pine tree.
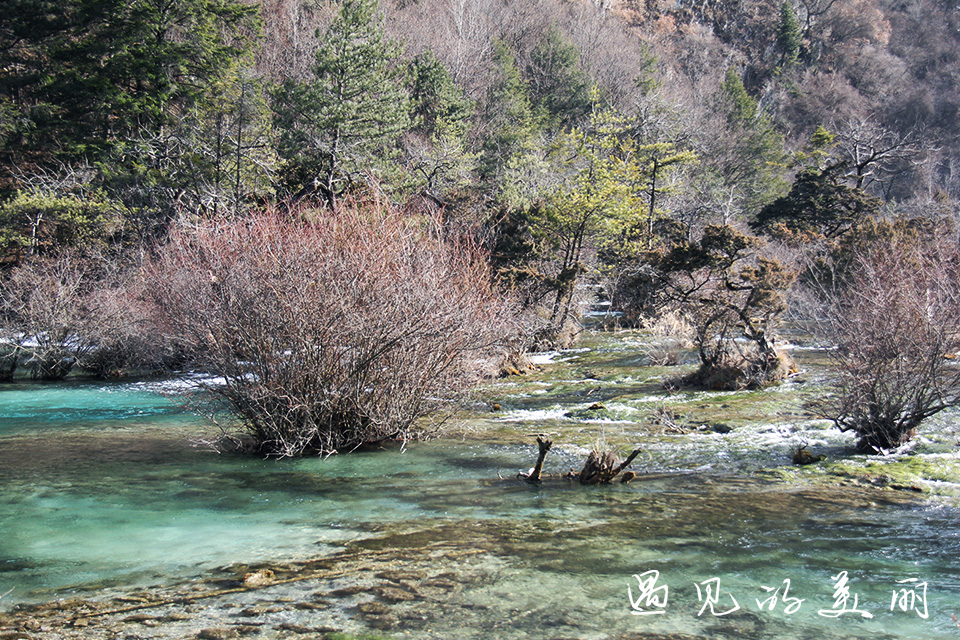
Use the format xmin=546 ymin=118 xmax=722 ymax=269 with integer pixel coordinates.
xmin=717 ymin=67 xmax=787 ymax=211
xmin=191 ymin=66 xmax=277 ymax=216
xmin=525 ymin=28 xmax=591 ymax=131
xmin=44 ymin=0 xmax=257 ymax=157
xmin=404 ymin=49 xmax=475 ymax=206
xmin=478 ymin=40 xmax=540 ymax=183
xmin=721 ymin=67 xmax=757 ymax=123
xmin=273 ymin=0 xmax=411 ymax=205
xmin=776 ymin=1 xmax=802 ymax=69
xmin=408 ymin=49 xmax=473 ymax=140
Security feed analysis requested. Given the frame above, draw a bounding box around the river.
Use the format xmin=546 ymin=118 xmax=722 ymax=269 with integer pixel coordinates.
xmin=1 ymin=330 xmax=959 ymax=639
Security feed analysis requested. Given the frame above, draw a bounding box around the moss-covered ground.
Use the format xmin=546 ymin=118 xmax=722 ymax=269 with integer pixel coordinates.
xmin=463 ymin=327 xmax=960 ymax=503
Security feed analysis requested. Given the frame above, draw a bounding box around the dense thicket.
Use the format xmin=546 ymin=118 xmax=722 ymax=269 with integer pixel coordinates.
xmin=2 ymin=0 xmax=959 ymax=453
xmin=145 ymin=203 xmax=513 ymax=457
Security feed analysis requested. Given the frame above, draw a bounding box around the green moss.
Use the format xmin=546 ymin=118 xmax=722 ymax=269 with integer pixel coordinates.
xmin=454 ymin=328 xmax=960 ymax=504
xmin=841 ymin=456 xmax=959 ymax=482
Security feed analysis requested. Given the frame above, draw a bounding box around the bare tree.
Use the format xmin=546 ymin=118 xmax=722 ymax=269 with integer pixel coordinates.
xmin=834 ymin=116 xmax=928 ymax=193
xmin=805 ymin=222 xmax=960 ymax=453
xmin=146 ymin=201 xmax=514 ymax=457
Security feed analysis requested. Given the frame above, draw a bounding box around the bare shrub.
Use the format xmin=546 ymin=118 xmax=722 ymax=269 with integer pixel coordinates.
xmin=79 ymin=279 xmax=174 ymax=378
xmin=1 ymin=253 xmax=100 ymax=380
xmin=145 ymin=202 xmax=514 ymax=457
xmin=0 ymin=251 xmax=165 ymax=380
xmin=804 ymin=222 xmax=960 ymax=453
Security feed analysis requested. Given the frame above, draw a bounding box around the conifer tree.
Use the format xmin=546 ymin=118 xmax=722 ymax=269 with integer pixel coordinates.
xmin=0 ymin=0 xmax=256 ymax=189
xmin=526 ymin=28 xmax=592 ymax=131
xmin=404 ymin=49 xmax=475 ymax=205
xmin=273 ymin=0 xmax=410 ymax=205
xmin=776 ymin=1 xmax=802 ymax=69
xmin=190 ymin=67 xmax=277 ymax=216
xmin=716 ymin=67 xmax=787 ymax=211
xmin=721 ymin=67 xmax=757 ymax=123
xmin=408 ymin=49 xmax=473 ymax=141
xmin=478 ymin=40 xmax=540 ymax=183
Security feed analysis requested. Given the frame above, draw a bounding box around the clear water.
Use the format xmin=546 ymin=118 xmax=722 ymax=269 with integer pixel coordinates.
xmin=2 ymin=373 xmax=960 ymax=638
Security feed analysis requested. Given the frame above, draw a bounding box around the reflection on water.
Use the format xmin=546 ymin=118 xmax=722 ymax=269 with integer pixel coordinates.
xmin=1 ymin=377 xmax=959 ymax=639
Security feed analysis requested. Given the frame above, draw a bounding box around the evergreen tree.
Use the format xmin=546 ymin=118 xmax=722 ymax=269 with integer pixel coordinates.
xmin=0 ymin=0 xmax=70 ymax=182
xmin=715 ymin=67 xmax=787 ymax=211
xmin=0 ymin=0 xmax=258 ymax=236
xmin=630 ymin=142 xmax=699 ymax=250
xmin=408 ymin=49 xmax=473 ymax=140
xmin=273 ymin=0 xmax=411 ymax=205
xmin=525 ymin=28 xmax=592 ymax=131
xmin=184 ymin=66 xmax=277 ymax=216
xmin=36 ymin=0 xmax=256 ymax=158
xmin=752 ymin=165 xmax=883 ymax=241
xmin=776 ymin=1 xmax=802 ymax=69
xmin=721 ymin=67 xmax=757 ymax=123
xmin=404 ymin=50 xmax=475 ymax=206
xmin=522 ymin=99 xmax=695 ymax=332
xmin=478 ymin=40 xmax=540 ymax=183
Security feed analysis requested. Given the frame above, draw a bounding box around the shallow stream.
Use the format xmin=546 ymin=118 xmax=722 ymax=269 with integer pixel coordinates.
xmin=2 ymin=331 xmax=960 ymax=639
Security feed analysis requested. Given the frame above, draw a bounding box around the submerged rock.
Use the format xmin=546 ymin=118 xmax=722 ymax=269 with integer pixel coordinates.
xmin=241 ymin=569 xmax=275 ymax=588
xmin=366 ymin=614 xmax=399 ymax=630
xmin=234 ymin=626 xmax=261 ymax=636
xmin=357 ymin=601 xmax=391 ymax=616
xmin=373 ymin=586 xmax=417 ymax=602
xmin=197 ymin=628 xmax=239 ymax=640
xmin=122 ymin=613 xmax=157 ymax=624
xmin=375 ymin=569 xmax=426 ymax=582
xmin=696 ymin=423 xmax=733 ymax=434
xmin=274 ymin=622 xmax=337 ymax=634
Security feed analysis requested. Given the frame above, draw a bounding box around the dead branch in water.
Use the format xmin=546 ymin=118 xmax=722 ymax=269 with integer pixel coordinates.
xmin=517 ymin=436 xmax=552 ymax=483
xmin=518 ymin=437 xmax=641 ymax=484
xmin=576 ymin=447 xmax=643 ymax=484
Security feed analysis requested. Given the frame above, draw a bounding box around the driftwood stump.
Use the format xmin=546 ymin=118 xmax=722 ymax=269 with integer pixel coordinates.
xmin=575 ymin=448 xmax=642 ymax=484
xmin=518 ymin=437 xmax=641 ymax=484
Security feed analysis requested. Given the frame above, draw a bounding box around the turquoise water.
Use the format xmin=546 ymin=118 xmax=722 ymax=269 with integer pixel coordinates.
xmin=1 ymin=377 xmax=960 ymax=638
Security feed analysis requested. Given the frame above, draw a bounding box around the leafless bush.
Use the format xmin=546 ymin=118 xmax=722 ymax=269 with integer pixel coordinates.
xmin=1 ymin=254 xmax=94 ymax=380
xmin=78 ymin=278 xmax=174 ymax=378
xmin=804 ymin=227 xmax=960 ymax=453
xmin=0 ymin=251 xmax=151 ymax=380
xmin=145 ymin=201 xmax=515 ymax=457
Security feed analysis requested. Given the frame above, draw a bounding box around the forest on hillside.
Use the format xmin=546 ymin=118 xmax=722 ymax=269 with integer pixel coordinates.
xmin=2 ymin=0 xmax=960 ymax=456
